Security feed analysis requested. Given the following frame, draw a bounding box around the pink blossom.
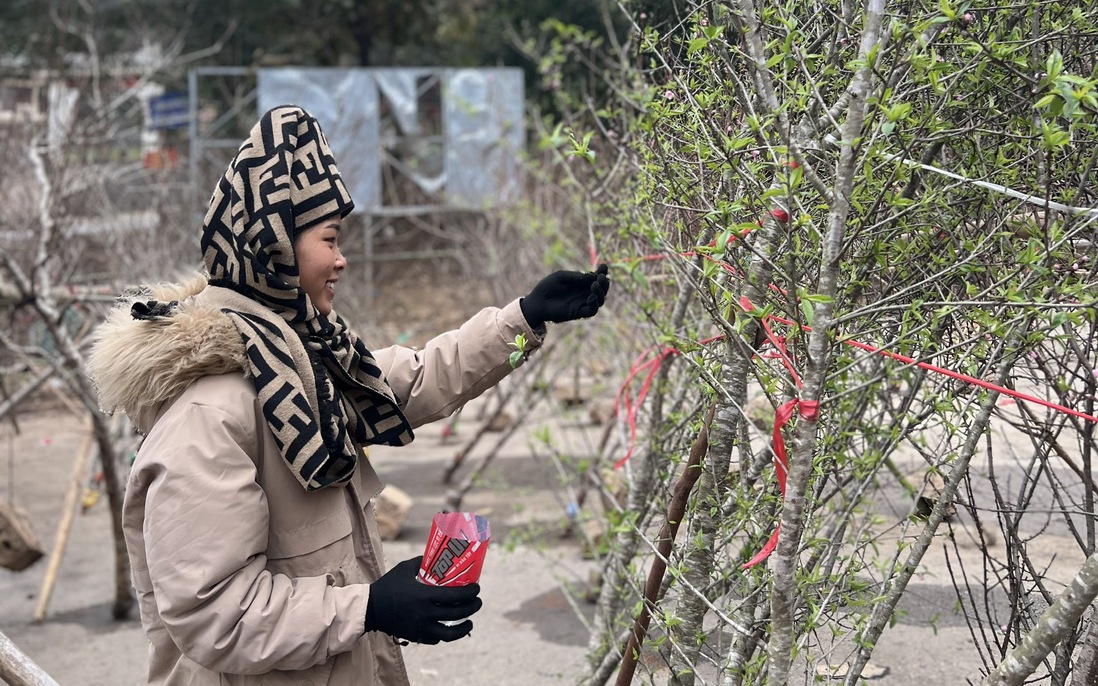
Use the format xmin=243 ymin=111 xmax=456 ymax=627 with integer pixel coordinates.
xmin=664 ymin=90 xmax=676 ymax=100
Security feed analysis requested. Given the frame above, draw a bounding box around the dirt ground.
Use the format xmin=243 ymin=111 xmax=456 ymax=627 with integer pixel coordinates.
xmin=3 ymin=390 xmax=1090 ymax=686
xmin=0 ymin=388 xmax=606 ymax=686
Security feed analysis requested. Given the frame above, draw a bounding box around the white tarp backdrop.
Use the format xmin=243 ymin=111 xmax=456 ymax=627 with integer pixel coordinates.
xmin=257 ymin=67 xmax=524 ymax=212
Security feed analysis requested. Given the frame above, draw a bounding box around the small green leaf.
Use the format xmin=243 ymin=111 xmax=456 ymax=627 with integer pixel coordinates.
xmin=1034 ymin=93 xmax=1058 ymax=110
xmin=1045 ymin=49 xmax=1063 ymax=79
xmin=801 ymin=299 xmax=815 ymax=326
xmin=716 ymin=229 xmax=733 ymax=253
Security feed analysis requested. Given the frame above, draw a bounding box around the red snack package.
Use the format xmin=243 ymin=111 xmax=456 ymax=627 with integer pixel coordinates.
xmin=417 ymin=512 xmax=491 ymax=587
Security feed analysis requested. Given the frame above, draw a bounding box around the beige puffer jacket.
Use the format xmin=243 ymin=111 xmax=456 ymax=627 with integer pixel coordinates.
xmin=87 ymin=277 xmax=542 ymax=686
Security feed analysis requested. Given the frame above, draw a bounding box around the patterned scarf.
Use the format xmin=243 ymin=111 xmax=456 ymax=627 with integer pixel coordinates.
xmin=196 ymin=105 xmax=414 ymax=490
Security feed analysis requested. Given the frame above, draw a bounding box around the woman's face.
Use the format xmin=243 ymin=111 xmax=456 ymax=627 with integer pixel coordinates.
xmin=295 ymin=217 xmax=346 ymax=316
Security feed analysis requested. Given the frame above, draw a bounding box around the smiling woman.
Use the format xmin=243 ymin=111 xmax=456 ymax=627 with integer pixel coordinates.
xmin=295 ymin=216 xmax=345 ymax=316
xmin=85 ymin=105 xmax=610 ymax=686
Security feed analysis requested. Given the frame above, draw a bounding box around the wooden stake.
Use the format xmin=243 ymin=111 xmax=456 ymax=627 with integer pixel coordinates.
xmin=32 ymin=415 xmax=95 ymax=622
xmin=0 ymin=629 xmax=60 ymax=686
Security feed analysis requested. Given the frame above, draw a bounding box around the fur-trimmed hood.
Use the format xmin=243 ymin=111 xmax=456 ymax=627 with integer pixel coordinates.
xmin=86 ymin=275 xmax=247 ymax=434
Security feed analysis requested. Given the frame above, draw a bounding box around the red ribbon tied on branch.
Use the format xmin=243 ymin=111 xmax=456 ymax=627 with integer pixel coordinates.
xmin=737 ymin=295 xmax=820 ymax=569
xmin=741 ymin=397 xmax=819 ymax=569
xmin=606 ymin=224 xmax=1098 ymax=571
xmin=613 ymin=346 xmax=680 ymax=470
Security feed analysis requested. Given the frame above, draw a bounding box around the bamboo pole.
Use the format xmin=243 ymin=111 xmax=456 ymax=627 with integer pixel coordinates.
xmin=0 ymin=630 xmax=60 ymax=686
xmin=32 ymin=415 xmax=96 ymax=621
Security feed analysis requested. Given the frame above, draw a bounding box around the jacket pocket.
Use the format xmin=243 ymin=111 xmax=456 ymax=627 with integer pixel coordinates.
xmin=219 ymin=659 xmax=334 ymax=686
xmin=265 ymin=513 xmax=356 ymax=583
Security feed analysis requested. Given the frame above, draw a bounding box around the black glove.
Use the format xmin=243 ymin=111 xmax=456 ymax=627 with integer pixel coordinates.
xmin=364 ymin=556 xmax=482 ymax=644
xmin=520 ymin=263 xmax=611 ymax=329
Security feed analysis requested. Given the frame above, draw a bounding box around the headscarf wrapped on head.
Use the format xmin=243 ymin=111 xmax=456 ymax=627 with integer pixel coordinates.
xmin=196 ymin=105 xmax=414 ymax=490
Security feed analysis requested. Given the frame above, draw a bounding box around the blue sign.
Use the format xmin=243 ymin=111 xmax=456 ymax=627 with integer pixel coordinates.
xmin=148 ymin=92 xmax=189 ymax=130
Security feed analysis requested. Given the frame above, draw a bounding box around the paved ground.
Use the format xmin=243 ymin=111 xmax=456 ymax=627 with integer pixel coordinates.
xmin=0 ymin=393 xmax=602 ymax=686
xmin=0 ymin=391 xmax=1088 ymax=685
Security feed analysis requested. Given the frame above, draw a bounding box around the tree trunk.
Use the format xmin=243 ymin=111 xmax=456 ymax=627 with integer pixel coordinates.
xmin=984 ymin=552 xmax=1098 ymax=686
xmin=765 ymin=1 xmax=886 ymax=682
xmin=617 ymin=406 xmax=715 ymax=686
xmin=89 ymin=410 xmax=134 ymax=620
xmin=669 ymin=233 xmax=787 ymax=685
xmin=1 ymin=187 xmax=134 ymax=620
xmin=1070 ymin=606 xmax=1098 ymax=686
xmin=42 ymin=313 xmax=133 ymax=620
xmin=0 ymin=630 xmax=59 ymax=686
xmin=580 ymin=271 xmax=697 ymax=685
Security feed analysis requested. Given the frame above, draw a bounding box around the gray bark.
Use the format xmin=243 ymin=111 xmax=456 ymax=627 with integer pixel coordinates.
xmin=764 ymin=1 xmax=887 ymax=683
xmin=580 ymin=270 xmax=697 ymax=685
xmin=1070 ymin=607 xmax=1098 ymax=686
xmin=984 ymin=552 xmax=1098 ymax=686
xmin=665 ymin=0 xmax=807 ymax=677
xmin=0 ymin=630 xmax=60 ymax=686
xmin=668 ymin=213 xmax=784 ymax=686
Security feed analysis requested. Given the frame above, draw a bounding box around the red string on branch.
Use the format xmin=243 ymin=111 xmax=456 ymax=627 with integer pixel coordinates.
xmin=612 ymin=299 xmax=1098 ymax=566
xmin=758 ymin=310 xmax=1098 ymax=425
xmin=741 ymin=398 xmax=819 ymax=569
xmin=600 ymin=202 xmax=1096 ymax=568
xmin=614 ymin=347 xmax=680 ymax=469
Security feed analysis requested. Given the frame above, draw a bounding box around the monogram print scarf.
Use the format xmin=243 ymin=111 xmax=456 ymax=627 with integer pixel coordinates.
xmin=197 ymin=105 xmax=414 ymax=490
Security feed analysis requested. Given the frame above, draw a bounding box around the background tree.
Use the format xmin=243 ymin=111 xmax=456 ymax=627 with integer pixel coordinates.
xmin=0 ymin=0 xmax=266 ymax=621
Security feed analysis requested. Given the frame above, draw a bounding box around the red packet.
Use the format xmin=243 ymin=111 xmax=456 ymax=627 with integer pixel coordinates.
xmin=417 ymin=512 xmax=491 ymax=587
